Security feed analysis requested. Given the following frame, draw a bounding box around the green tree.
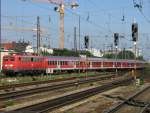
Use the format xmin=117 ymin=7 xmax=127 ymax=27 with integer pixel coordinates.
xmin=79 ymin=50 xmax=93 ymax=57
xmin=137 ymin=56 xmax=144 ymax=60
xmin=53 ymin=49 xmax=79 ymax=57
xmin=41 ymin=50 xmax=51 ymax=56
xmin=103 ymin=53 xmax=115 ymax=59
xmin=117 ymin=50 xmax=135 ymax=59
xmin=53 ymin=49 xmax=93 ymax=57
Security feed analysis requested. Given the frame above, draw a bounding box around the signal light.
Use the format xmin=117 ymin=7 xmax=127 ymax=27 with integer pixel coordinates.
xmin=114 ymin=33 xmax=119 ymax=46
xmin=132 ymin=23 xmax=138 ymax=42
xmin=84 ymin=35 xmax=89 ymax=49
xmin=54 ymin=7 xmax=59 ymax=12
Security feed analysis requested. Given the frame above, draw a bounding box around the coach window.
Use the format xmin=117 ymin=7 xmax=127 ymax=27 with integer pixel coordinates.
xmin=3 ymin=58 xmax=8 ymax=61
xmin=38 ymin=58 xmax=40 ymax=62
xmin=48 ymin=61 xmax=51 ymax=65
xmin=53 ymin=61 xmax=55 ymax=65
xmin=18 ymin=57 xmax=21 ymax=61
xmin=39 ymin=58 xmax=41 ymax=62
xmin=54 ymin=61 xmax=56 ymax=65
xmin=31 ymin=57 xmax=33 ymax=62
xmin=33 ymin=58 xmax=36 ymax=62
xmin=10 ymin=57 xmax=15 ymax=61
xmin=52 ymin=61 xmax=54 ymax=65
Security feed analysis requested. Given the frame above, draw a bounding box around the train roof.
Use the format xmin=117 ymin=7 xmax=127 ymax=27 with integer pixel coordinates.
xmin=3 ymin=54 xmax=44 ymax=58
xmin=46 ymin=56 xmax=145 ymax=63
xmin=3 ymin=54 xmax=145 ymax=63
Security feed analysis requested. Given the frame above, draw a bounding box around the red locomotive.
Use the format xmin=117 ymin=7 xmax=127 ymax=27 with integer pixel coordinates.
xmin=2 ymin=54 xmax=145 ymax=75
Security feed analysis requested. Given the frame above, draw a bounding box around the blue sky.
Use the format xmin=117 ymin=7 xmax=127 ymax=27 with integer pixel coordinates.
xmin=1 ymin=0 xmax=150 ymax=59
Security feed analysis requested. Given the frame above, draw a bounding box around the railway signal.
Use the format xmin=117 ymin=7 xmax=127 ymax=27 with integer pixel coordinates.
xmin=84 ymin=35 xmax=89 ymax=49
xmin=114 ymin=33 xmax=119 ymax=47
xmin=114 ymin=33 xmax=119 ymax=75
xmin=132 ymin=22 xmax=138 ymax=42
xmin=131 ymin=20 xmax=138 ymax=79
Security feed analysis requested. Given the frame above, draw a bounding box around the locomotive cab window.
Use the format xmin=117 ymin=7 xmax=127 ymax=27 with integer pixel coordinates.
xmin=10 ymin=57 xmax=15 ymax=61
xmin=3 ymin=57 xmax=8 ymax=61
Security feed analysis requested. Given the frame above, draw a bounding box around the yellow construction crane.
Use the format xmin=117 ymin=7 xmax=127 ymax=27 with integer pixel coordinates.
xmin=32 ymin=0 xmax=79 ymax=49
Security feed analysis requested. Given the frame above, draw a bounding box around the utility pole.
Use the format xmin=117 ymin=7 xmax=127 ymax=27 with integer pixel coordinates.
xmin=78 ymin=15 xmax=81 ymax=51
xmin=74 ymin=27 xmax=77 ymax=51
xmin=37 ymin=16 xmax=41 ymax=55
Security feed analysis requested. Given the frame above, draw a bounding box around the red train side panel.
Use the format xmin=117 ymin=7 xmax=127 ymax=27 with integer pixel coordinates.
xmin=2 ymin=54 xmax=145 ymax=75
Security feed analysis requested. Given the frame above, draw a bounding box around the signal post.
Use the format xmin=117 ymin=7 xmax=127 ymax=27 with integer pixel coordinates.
xmin=114 ymin=33 xmax=119 ymax=76
xmin=131 ymin=20 xmax=138 ymax=80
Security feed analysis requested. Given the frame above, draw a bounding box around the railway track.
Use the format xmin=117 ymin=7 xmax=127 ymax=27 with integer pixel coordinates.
xmin=0 ymin=73 xmax=118 ymax=101
xmin=5 ymin=76 xmax=134 ymax=113
xmin=0 ymin=72 xmax=116 ymax=91
xmin=140 ymin=103 xmax=150 ymax=113
xmin=105 ymin=85 xmax=150 ymax=113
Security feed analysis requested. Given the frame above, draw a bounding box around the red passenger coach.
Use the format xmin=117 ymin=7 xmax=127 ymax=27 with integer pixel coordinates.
xmin=45 ymin=57 xmax=80 ymax=73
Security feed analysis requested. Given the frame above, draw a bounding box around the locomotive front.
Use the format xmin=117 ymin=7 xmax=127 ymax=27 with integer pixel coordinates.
xmin=2 ymin=55 xmax=18 ymax=75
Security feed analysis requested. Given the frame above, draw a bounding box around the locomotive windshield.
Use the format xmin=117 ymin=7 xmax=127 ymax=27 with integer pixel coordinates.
xmin=3 ymin=57 xmax=8 ymax=61
xmin=3 ymin=56 xmax=15 ymax=61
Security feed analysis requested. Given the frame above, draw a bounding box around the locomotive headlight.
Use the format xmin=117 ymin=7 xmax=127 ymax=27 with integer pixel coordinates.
xmin=9 ymin=64 xmax=13 ymax=67
xmin=5 ymin=64 xmax=8 ymax=67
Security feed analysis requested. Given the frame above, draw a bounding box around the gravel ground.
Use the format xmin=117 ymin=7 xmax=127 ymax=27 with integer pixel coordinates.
xmin=1 ymin=74 xmax=149 ymax=113
xmin=1 ymin=78 xmax=114 ymax=112
xmin=57 ymin=83 xmax=149 ymax=113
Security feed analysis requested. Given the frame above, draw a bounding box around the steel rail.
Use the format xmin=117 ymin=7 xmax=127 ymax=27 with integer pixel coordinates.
xmin=0 ymin=74 xmax=117 ymax=101
xmin=0 ymin=72 xmax=116 ymax=91
xmin=140 ymin=103 xmax=150 ymax=113
xmin=105 ymin=85 xmax=150 ymax=113
xmin=5 ymin=77 xmax=134 ymax=113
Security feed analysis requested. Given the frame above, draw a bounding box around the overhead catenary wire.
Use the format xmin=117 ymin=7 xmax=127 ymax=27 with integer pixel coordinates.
xmin=65 ymin=9 xmax=111 ymax=34
xmin=133 ymin=0 xmax=150 ymax=23
xmin=21 ymin=0 xmax=113 ymax=35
